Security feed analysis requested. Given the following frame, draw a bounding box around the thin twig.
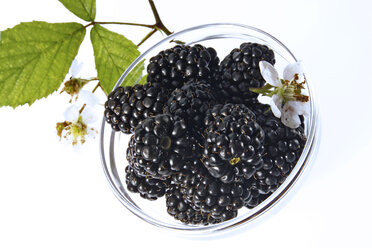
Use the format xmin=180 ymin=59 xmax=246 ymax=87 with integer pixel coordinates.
xmin=137 ymin=28 xmax=157 ymax=47
xmin=79 ymin=104 xmax=86 ymax=114
xmin=95 ymin=21 xmax=154 ymax=28
xmin=91 ymin=81 xmax=101 ymax=93
xmin=84 ymin=21 xmax=154 ymax=29
xmin=148 ymin=0 xmax=173 ymax=35
xmin=78 ymin=81 xmax=102 ymax=114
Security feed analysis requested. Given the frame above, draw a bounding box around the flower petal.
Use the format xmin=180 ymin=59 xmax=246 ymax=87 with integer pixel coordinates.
xmin=286 ymin=101 xmax=310 ymax=116
xmin=259 ymin=61 xmax=282 ymax=87
xmin=280 ymin=101 xmax=308 ymax=128
xmin=78 ymin=90 xmax=100 ymax=106
xmin=69 ymin=59 xmax=84 ymax=77
xmin=81 ymin=105 xmax=98 ymax=124
xmin=283 ymin=61 xmax=303 ymax=81
xmin=270 ymin=95 xmax=282 ymax=118
xmin=281 ymin=111 xmax=302 ymax=129
xmin=63 ymin=105 xmax=79 ymax=122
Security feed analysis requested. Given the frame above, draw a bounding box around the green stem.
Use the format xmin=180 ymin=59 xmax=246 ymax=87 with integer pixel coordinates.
xmin=137 ymin=28 xmax=157 ymax=47
xmin=79 ymin=104 xmax=86 ymax=115
xmin=78 ymin=81 xmax=103 ymax=114
xmin=94 ymin=22 xmax=153 ymax=28
xmin=148 ymin=0 xmax=173 ymax=35
xmin=84 ymin=21 xmax=153 ymax=29
xmin=83 ymin=0 xmax=173 ymax=48
xmin=91 ymin=81 xmax=101 ymax=93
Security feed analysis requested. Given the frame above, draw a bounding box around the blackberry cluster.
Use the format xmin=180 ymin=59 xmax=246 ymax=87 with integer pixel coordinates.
xmin=104 ymin=82 xmax=168 ymax=134
xmin=103 ymin=42 xmax=307 ymax=226
xmin=147 ymin=44 xmax=220 ymax=90
xmin=216 ymin=42 xmax=275 ymax=106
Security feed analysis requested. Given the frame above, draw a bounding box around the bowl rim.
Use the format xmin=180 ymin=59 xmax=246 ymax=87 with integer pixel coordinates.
xmin=100 ymin=22 xmax=320 ymax=235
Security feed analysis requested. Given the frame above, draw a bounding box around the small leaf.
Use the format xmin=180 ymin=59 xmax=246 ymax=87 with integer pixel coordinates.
xmin=59 ymin=0 xmax=96 ymax=22
xmin=0 ymin=21 xmax=86 ymax=107
xmin=90 ymin=24 xmax=140 ymax=94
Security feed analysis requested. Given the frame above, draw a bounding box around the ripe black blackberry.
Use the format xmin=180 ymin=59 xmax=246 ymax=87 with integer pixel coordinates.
xmin=146 ymin=44 xmax=220 ymax=90
xmin=128 ymin=114 xmax=196 ymax=180
xmin=125 ymin=166 xmax=170 ymax=200
xmin=190 ymin=176 xmax=252 ymax=222
xmin=217 ymin=42 xmax=275 ymax=105
xmin=164 ymin=79 xmax=216 ymax=128
xmin=165 ymin=185 xmax=219 ymax=225
xmin=104 ymin=82 xmax=168 ymax=134
xmin=249 ymin=103 xmax=307 ymax=195
xmin=203 ymin=103 xmax=265 ymax=184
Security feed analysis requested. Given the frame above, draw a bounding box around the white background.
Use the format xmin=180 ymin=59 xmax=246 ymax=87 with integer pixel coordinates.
xmin=1 ymin=0 xmax=372 ymax=247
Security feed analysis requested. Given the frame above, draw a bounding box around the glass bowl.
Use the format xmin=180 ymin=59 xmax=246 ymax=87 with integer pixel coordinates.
xmin=100 ymin=23 xmax=320 ymax=235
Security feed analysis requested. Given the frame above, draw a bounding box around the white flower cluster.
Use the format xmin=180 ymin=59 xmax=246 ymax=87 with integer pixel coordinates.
xmin=57 ymin=59 xmax=101 ymax=146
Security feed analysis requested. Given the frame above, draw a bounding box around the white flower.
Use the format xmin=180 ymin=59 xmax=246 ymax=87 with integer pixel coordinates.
xmin=64 ymin=105 xmax=98 ymax=125
xmin=257 ymin=61 xmax=309 ymax=129
xmin=57 ymin=105 xmax=98 ymax=146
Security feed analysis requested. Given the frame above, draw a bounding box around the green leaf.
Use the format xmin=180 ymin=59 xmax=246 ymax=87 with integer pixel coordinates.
xmin=59 ymin=0 xmax=96 ymax=22
xmin=0 ymin=21 xmax=86 ymax=107
xmin=90 ymin=24 xmax=141 ymax=94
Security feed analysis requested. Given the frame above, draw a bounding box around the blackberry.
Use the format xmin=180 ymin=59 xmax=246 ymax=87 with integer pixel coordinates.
xmin=128 ymin=114 xmax=196 ymax=180
xmin=190 ymin=176 xmax=252 ymax=222
xmin=104 ymin=86 xmax=132 ymax=132
xmin=164 ymin=79 xmax=216 ymax=128
xmin=165 ymin=185 xmax=218 ymax=225
xmin=203 ymin=104 xmax=265 ymax=184
xmin=104 ymin=82 xmax=168 ymax=134
xmin=125 ymin=166 xmax=170 ymax=200
xmin=249 ymin=103 xmax=307 ymax=195
xmin=147 ymin=44 xmax=220 ymax=90
xmin=217 ymin=42 xmax=275 ymax=105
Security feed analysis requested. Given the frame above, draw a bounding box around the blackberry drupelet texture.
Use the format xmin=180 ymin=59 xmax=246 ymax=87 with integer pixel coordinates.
xmin=104 ymin=82 xmax=169 ymax=134
xmin=203 ymin=104 xmax=265 ymax=184
xmin=165 ymin=185 xmax=219 ymax=225
xmin=190 ymin=175 xmax=252 ymax=222
xmin=164 ymin=79 xmax=216 ymax=128
xmin=146 ymin=44 xmax=220 ymax=90
xmin=128 ymin=114 xmax=196 ymax=180
xmin=104 ymin=86 xmax=132 ymax=132
xmin=125 ymin=166 xmax=170 ymax=200
xmin=244 ymin=186 xmax=271 ymax=209
xmin=244 ymin=103 xmax=306 ymax=208
xmin=217 ymin=42 xmax=275 ymax=105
